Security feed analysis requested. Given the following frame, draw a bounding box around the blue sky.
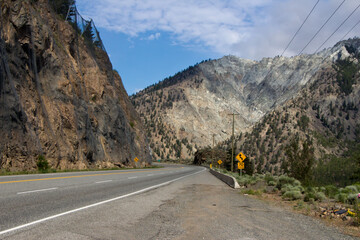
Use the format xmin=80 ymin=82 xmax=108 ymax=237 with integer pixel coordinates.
xmin=76 ymin=0 xmax=360 ymax=95
xmin=97 ymin=29 xmax=219 ymax=95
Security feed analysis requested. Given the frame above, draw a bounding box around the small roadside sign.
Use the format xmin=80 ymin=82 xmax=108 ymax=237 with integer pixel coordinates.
xmin=236 ymin=152 xmax=246 ymax=162
xmin=134 ymin=157 xmax=139 ymax=162
xmin=217 ymin=160 xmax=222 ymax=165
xmin=238 ymin=161 xmax=244 ymax=169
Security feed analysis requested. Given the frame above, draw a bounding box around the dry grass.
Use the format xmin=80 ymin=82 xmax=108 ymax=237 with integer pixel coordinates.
xmin=247 ymin=192 xmax=360 ymax=238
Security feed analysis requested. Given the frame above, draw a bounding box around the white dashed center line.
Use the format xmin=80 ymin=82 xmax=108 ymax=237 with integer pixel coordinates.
xmin=17 ymin=187 xmax=58 ymax=195
xmin=95 ymin=180 xmax=112 ymax=184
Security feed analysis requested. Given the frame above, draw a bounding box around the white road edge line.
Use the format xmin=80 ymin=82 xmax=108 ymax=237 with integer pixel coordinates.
xmin=0 ymin=168 xmax=205 ymax=236
xmin=128 ymin=176 xmax=138 ymax=179
xmin=17 ymin=187 xmax=58 ymax=195
xmin=95 ymin=180 xmax=112 ymax=184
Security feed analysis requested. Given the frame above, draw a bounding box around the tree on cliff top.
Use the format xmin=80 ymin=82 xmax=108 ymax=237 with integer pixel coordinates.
xmin=50 ymin=0 xmax=75 ymax=19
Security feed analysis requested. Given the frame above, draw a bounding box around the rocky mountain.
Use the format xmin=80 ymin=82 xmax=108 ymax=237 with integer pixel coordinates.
xmin=132 ymin=39 xmax=357 ymax=160
xmin=230 ymin=40 xmax=360 ymax=185
xmin=0 ymin=0 xmax=151 ymax=171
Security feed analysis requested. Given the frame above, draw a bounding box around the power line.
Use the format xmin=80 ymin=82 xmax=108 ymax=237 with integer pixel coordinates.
xmin=298 ymin=0 xmax=345 ymax=55
xmin=281 ymin=0 xmax=320 ymax=56
xmin=256 ymin=1 xmax=322 ymax=89
xmin=340 ymin=17 xmax=360 ymax=40
xmin=315 ymin=2 xmax=360 ymax=53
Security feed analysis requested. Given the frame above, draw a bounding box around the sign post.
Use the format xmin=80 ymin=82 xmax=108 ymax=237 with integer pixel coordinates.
xmin=217 ymin=159 xmax=222 ymax=169
xmin=236 ymin=152 xmax=246 ymax=176
xmin=134 ymin=157 xmax=139 ymax=167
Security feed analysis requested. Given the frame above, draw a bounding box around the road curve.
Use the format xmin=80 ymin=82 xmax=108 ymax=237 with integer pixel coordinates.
xmin=0 ymin=165 xmax=205 ymax=236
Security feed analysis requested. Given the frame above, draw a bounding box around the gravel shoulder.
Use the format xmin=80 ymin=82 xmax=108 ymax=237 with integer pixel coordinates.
xmin=132 ymin=172 xmax=358 ymax=240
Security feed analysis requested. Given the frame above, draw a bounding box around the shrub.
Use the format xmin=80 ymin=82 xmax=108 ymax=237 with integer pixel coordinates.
xmin=264 ymin=173 xmax=276 ymax=184
xmin=281 ymin=184 xmax=294 ymax=194
xmin=354 ymin=198 xmax=360 ymax=226
xmin=344 ymin=185 xmax=359 ymax=193
xmin=303 ymin=187 xmax=325 ymax=202
xmin=293 ymin=180 xmax=302 ymax=187
xmin=324 ymin=185 xmax=339 ymax=198
xmin=268 ymin=180 xmax=277 ymax=186
xmin=314 ymin=192 xmax=326 ymax=202
xmin=276 ymin=175 xmax=298 ymax=189
xmin=304 ymin=187 xmax=315 ymax=202
xmin=236 ymin=174 xmax=262 ymax=186
xmin=282 ymin=190 xmax=302 ymax=200
xmin=347 ymin=193 xmax=359 ymax=205
xmin=354 ymin=183 xmax=360 ymax=191
xmin=36 ymin=155 xmax=49 ymax=172
xmin=335 ymin=193 xmax=349 ymax=203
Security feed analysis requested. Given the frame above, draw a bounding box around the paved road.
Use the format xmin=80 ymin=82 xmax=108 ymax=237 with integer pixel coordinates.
xmin=0 ymin=166 xmax=357 ymax=240
xmin=0 ymin=165 xmax=204 ymax=237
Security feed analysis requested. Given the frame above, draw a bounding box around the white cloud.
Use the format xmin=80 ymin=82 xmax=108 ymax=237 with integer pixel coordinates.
xmin=147 ymin=32 xmax=161 ymax=40
xmin=77 ymin=0 xmax=360 ymax=60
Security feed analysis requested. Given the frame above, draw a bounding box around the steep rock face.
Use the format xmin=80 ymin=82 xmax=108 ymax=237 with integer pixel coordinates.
xmin=132 ymin=39 xmax=360 ymax=160
xmin=0 ymin=0 xmax=151 ymax=171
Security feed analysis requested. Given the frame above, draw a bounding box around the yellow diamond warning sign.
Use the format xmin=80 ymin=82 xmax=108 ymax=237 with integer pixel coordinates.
xmin=236 ymin=152 xmax=246 ymax=162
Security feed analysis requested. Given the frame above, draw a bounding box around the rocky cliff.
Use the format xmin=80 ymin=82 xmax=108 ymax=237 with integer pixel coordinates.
xmin=0 ymin=0 xmax=151 ymax=171
xmin=132 ymin=38 xmax=360 ymax=160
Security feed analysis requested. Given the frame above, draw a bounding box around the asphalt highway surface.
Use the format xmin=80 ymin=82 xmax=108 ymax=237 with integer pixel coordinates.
xmin=0 ymin=165 xmax=204 ymax=237
xmin=0 ymin=165 xmax=357 ymax=240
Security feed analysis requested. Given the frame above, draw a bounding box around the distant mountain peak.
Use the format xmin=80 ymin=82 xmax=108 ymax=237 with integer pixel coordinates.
xmin=132 ymin=38 xmax=360 ymax=161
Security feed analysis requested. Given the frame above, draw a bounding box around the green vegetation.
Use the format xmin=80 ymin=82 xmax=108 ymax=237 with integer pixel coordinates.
xmin=241 ymin=189 xmax=263 ymax=196
xmin=312 ymin=131 xmax=337 ymax=148
xmin=333 ymin=58 xmax=358 ymax=95
xmin=311 ymin=142 xmax=360 ymax=186
xmin=50 ymin=0 xmax=75 ymax=19
xmin=83 ymin=20 xmax=95 ymax=47
xmin=283 ymin=138 xmax=314 ymax=184
xmin=216 ymin=168 xmax=360 ymax=225
xmin=218 ymin=168 xmax=359 ymax=204
xmin=36 ymin=155 xmax=50 ymax=172
xmin=298 ymin=115 xmax=310 ymax=131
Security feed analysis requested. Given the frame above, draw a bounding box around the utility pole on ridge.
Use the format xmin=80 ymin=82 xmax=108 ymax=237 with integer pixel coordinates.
xmin=212 ymin=134 xmax=215 ymax=167
xmin=228 ymin=113 xmax=239 ymax=172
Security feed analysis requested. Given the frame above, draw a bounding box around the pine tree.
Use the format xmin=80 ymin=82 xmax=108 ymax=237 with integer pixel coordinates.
xmin=83 ymin=21 xmax=94 ymax=45
xmin=283 ymin=138 xmax=314 ymax=184
xmin=51 ymin=0 xmax=75 ymax=19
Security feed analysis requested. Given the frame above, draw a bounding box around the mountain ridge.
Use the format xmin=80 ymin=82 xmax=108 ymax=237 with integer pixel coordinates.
xmin=132 ymin=38 xmax=360 ymax=161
